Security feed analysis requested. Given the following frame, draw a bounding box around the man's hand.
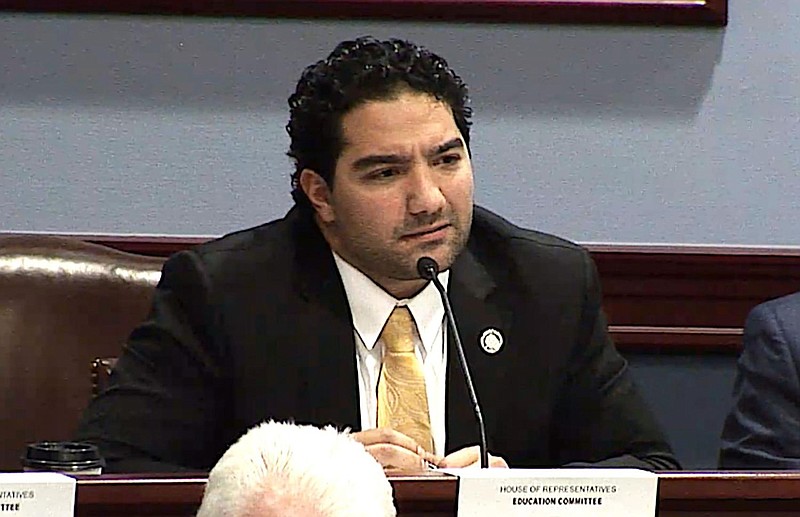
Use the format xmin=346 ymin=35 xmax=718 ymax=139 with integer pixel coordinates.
xmin=437 ymin=445 xmax=509 ymax=468
xmin=351 ymin=428 xmax=442 ymax=471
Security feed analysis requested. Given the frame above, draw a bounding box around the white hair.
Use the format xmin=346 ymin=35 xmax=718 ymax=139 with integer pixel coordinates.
xmin=196 ymin=421 xmax=396 ymax=517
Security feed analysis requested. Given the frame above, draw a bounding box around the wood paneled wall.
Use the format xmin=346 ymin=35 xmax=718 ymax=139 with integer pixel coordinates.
xmin=64 ymin=235 xmax=799 ymax=355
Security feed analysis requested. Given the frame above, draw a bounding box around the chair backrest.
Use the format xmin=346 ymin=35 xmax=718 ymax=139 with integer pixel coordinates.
xmin=626 ymin=353 xmax=736 ymax=469
xmin=0 ymin=235 xmax=164 ymax=471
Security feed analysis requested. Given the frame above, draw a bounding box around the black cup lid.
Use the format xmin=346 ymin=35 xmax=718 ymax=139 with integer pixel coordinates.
xmin=23 ymin=442 xmax=105 ymax=469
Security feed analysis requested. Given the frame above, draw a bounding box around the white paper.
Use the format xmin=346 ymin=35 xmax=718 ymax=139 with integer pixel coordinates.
xmin=0 ymin=472 xmax=76 ymax=517
xmin=443 ymin=468 xmax=657 ymax=517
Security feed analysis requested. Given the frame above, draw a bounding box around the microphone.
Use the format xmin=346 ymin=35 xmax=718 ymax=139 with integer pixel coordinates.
xmin=417 ymin=256 xmax=489 ymax=468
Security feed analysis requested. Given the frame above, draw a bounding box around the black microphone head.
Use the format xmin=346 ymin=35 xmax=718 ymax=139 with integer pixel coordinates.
xmin=416 ymin=256 xmax=439 ymax=280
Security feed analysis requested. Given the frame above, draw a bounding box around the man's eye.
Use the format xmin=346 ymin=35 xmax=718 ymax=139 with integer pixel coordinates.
xmin=371 ymin=169 xmax=397 ymax=179
xmin=436 ymin=154 xmax=461 ymax=166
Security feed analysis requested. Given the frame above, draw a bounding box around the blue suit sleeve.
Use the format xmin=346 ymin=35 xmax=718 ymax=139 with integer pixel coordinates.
xmin=719 ymin=301 xmax=800 ymax=468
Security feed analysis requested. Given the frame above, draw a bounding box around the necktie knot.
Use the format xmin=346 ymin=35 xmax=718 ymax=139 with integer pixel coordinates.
xmin=381 ymin=307 xmax=416 ymax=354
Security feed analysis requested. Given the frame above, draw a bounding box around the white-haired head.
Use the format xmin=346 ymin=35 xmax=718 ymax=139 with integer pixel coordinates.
xmin=196 ymin=421 xmax=396 ymax=517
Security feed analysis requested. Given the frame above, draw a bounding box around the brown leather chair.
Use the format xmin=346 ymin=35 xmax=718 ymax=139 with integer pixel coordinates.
xmin=0 ymin=235 xmax=164 ymax=471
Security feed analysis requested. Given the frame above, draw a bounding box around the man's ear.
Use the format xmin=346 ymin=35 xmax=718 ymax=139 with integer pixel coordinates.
xmin=299 ymin=169 xmax=335 ymax=223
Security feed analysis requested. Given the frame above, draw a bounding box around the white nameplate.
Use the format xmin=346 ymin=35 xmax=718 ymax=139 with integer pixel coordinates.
xmin=444 ymin=468 xmax=657 ymax=517
xmin=0 ymin=472 xmax=76 ymax=516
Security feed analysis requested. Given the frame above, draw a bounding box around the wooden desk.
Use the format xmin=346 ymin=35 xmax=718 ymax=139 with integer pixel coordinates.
xmin=74 ymin=471 xmax=800 ymax=516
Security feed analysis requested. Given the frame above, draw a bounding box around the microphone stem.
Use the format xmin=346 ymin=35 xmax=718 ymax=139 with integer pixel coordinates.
xmin=430 ymin=275 xmax=489 ymax=469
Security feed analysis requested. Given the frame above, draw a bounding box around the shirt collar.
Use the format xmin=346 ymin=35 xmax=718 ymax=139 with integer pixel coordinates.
xmin=332 ymin=251 xmax=449 ymax=354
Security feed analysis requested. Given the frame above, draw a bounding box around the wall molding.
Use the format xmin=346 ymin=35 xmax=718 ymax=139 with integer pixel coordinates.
xmin=8 ymin=233 xmax=800 ymax=354
xmin=0 ymin=0 xmax=727 ymax=26
xmin=589 ymin=244 xmax=800 ymax=353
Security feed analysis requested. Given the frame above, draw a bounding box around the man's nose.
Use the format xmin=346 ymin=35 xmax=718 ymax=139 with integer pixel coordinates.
xmin=407 ymin=167 xmax=446 ymax=215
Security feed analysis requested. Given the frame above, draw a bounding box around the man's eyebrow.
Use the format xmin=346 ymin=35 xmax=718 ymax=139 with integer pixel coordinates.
xmin=351 ymin=153 xmax=410 ymax=172
xmin=426 ymin=138 xmax=464 ymax=158
xmin=349 ymin=138 xmax=465 ymax=171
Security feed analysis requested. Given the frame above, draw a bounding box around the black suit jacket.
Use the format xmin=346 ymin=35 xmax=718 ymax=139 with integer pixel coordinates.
xmin=77 ymin=206 xmax=677 ymax=472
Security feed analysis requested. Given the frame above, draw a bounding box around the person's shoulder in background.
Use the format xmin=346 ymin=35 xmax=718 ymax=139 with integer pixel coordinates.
xmin=719 ymin=291 xmax=800 ymax=469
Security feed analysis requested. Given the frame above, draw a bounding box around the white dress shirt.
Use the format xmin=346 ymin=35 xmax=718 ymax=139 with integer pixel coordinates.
xmin=332 ymin=252 xmax=449 ymax=456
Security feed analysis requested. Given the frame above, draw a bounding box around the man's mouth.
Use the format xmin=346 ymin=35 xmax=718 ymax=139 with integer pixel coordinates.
xmin=402 ymin=223 xmax=451 ymax=240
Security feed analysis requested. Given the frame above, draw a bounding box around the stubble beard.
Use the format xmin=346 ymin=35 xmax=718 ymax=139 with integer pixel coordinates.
xmin=366 ymin=211 xmax=471 ymax=283
xmin=324 ymin=204 xmax=473 ymax=292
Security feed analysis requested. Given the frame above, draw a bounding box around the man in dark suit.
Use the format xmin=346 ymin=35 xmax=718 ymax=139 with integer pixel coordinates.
xmin=719 ymin=292 xmax=800 ymax=468
xmin=77 ymin=36 xmax=677 ymax=473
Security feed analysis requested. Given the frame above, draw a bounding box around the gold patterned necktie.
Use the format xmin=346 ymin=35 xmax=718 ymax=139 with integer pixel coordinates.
xmin=376 ymin=306 xmax=434 ymax=454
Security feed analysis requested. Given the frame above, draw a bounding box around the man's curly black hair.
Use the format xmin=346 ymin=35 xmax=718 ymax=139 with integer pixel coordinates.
xmin=286 ymin=36 xmax=472 ymax=212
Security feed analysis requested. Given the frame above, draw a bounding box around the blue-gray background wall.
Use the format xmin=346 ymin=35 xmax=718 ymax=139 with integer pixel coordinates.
xmin=1 ymin=1 xmax=797 ymax=469
xmin=2 ymin=0 xmax=798 ymax=244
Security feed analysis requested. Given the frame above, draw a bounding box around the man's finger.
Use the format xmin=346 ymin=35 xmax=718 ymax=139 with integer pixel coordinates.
xmin=437 ymin=445 xmax=509 ymax=468
xmin=437 ymin=445 xmax=480 ymax=468
xmin=489 ymin=455 xmax=509 ymax=468
xmin=365 ymin=443 xmax=431 ymax=472
xmin=352 ymin=428 xmax=441 ymax=463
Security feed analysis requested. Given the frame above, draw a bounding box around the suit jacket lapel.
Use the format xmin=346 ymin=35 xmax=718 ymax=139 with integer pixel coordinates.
xmin=291 ymin=212 xmax=361 ymax=432
xmin=446 ymin=247 xmax=510 ymax=454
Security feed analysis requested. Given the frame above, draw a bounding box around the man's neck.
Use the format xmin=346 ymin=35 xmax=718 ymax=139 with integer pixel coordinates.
xmin=316 ymin=218 xmax=427 ymax=299
xmin=378 ymin=277 xmax=428 ymax=300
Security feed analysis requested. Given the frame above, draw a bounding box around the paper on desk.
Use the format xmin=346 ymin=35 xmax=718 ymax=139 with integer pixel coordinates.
xmin=441 ymin=468 xmax=657 ymax=517
xmin=0 ymin=472 xmax=75 ymax=517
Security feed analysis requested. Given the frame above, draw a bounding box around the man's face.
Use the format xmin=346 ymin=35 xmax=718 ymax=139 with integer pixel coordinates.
xmin=304 ymin=90 xmax=474 ymax=297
